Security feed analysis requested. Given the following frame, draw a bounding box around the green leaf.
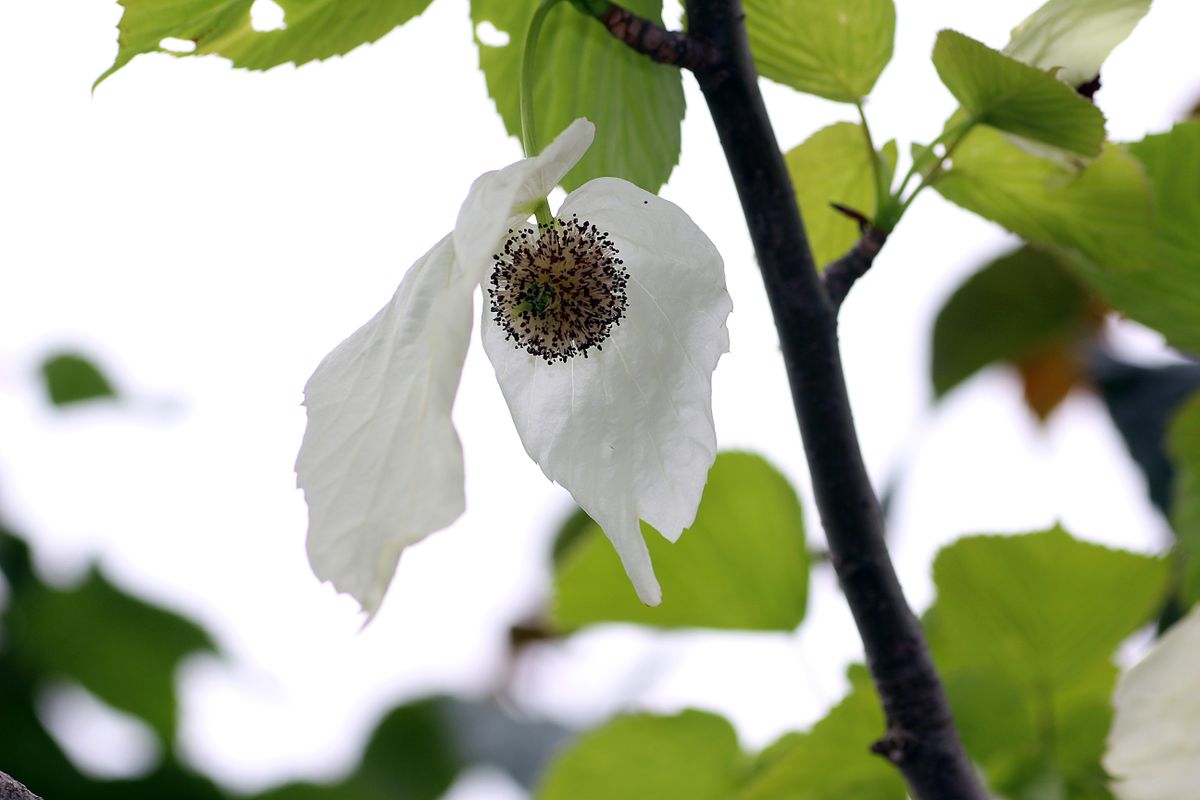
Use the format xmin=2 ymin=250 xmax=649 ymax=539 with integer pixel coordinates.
xmin=553 ymin=452 xmax=809 ymax=631
xmin=933 ymin=124 xmax=1159 ymax=281
xmin=11 ymin=568 xmax=215 ymax=743
xmin=743 ymin=0 xmax=895 ymax=102
xmin=736 ymin=666 xmax=905 ymax=800
xmin=930 ymin=246 xmax=1091 ymax=397
xmin=784 ymin=123 xmax=897 ymax=268
xmin=1004 ymin=0 xmax=1152 ymax=87
xmin=537 ymin=711 xmax=742 ymax=800
xmin=471 ymin=0 xmax=684 ymax=193
xmin=926 ymin=529 xmax=1166 ymax=798
xmin=39 ymin=353 xmax=117 ymax=406
xmin=100 ymin=0 xmax=435 ymax=83
xmin=932 ymin=30 xmax=1105 ymax=155
xmin=1065 ymin=123 xmax=1200 ymax=353
xmin=928 ymin=528 xmax=1167 ymax=688
xmin=1168 ymin=393 xmax=1200 ymax=607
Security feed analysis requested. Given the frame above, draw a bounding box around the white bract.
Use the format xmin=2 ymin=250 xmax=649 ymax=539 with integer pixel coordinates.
xmin=296 ymin=119 xmax=732 ymax=615
xmin=1104 ymin=606 xmax=1200 ymax=799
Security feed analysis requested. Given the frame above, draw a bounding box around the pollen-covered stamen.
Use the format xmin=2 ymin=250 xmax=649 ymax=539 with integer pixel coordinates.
xmin=489 ymin=215 xmax=629 ymax=363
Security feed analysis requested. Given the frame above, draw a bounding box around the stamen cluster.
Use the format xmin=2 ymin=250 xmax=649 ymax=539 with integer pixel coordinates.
xmin=489 ymin=215 xmax=629 ymax=363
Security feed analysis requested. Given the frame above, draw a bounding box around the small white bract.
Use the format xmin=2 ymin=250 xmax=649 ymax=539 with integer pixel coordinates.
xmin=295 ymin=119 xmax=732 ymax=616
xmin=1104 ymin=605 xmax=1200 ymax=799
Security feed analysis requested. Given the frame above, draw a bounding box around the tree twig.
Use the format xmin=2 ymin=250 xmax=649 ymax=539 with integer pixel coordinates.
xmin=594 ymin=2 xmax=719 ymax=71
xmin=823 ymin=226 xmax=888 ymax=310
xmin=602 ymin=1 xmax=988 ymax=797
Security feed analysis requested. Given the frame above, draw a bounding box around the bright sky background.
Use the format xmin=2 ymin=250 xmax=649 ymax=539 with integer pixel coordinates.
xmin=1 ymin=0 xmax=1198 ymax=797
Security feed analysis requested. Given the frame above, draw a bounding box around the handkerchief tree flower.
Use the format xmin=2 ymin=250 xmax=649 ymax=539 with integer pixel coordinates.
xmin=80 ymin=0 xmax=1200 ymax=798
xmin=295 ymin=117 xmax=731 ymax=614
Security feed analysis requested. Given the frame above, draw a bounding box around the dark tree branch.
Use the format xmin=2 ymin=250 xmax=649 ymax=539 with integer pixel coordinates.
xmin=0 ymin=772 xmax=42 ymax=800
xmin=595 ymin=3 xmax=719 ymax=71
xmin=823 ymin=226 xmax=888 ymax=310
xmin=598 ymin=1 xmax=987 ymax=797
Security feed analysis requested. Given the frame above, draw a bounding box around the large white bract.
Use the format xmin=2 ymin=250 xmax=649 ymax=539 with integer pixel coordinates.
xmin=296 ymin=119 xmax=732 ymax=615
xmin=1104 ymin=606 xmax=1200 ymax=799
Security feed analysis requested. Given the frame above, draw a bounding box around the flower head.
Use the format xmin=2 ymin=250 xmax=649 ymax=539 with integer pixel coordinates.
xmin=296 ymin=119 xmax=732 ymax=615
xmin=489 ymin=216 xmax=628 ymax=363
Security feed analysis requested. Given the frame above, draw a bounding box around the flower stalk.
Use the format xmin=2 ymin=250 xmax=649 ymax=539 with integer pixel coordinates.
xmin=521 ymin=0 xmax=568 ymax=226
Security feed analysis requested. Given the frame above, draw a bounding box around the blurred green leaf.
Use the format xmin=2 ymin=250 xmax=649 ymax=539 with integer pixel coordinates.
xmin=349 ymin=700 xmax=462 ymax=800
xmin=1004 ymin=0 xmax=1152 ymax=87
xmin=537 ymin=711 xmax=742 ymax=800
xmin=471 ymin=0 xmax=684 ymax=193
xmin=932 ymin=30 xmax=1105 ymax=155
xmin=553 ymin=452 xmax=809 ymax=631
xmin=1 ymin=643 xmax=228 ymax=800
xmin=935 ymin=126 xmax=1154 ymax=271
xmin=935 ymin=121 xmax=1200 ymax=354
xmin=1168 ymin=393 xmax=1200 ymax=607
xmin=11 ymin=569 xmax=215 ymax=743
xmin=784 ymin=122 xmax=897 ymax=268
xmin=1101 ymin=121 xmax=1200 ymax=353
xmin=254 ymin=697 xmax=569 ymax=799
xmin=743 ymin=0 xmax=895 ymax=102
xmin=99 ymin=0 xmax=434 ymax=83
xmin=736 ymin=666 xmax=905 ymax=800
xmin=926 ymin=529 xmax=1167 ymax=797
xmin=39 ymin=353 xmax=116 ymax=407
xmin=930 ymin=246 xmax=1091 ymax=397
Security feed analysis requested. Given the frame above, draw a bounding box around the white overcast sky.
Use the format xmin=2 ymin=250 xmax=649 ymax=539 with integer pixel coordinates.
xmin=1 ymin=0 xmax=1198 ymax=796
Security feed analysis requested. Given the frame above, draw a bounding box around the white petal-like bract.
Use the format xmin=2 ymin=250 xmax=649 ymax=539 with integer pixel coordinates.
xmin=482 ymin=178 xmax=732 ymax=605
xmin=1105 ymin=606 xmax=1200 ymax=800
xmin=297 ymin=236 xmax=476 ymax=615
xmin=1005 ymin=0 xmax=1151 ymax=87
xmin=454 ymin=119 xmax=596 ymax=284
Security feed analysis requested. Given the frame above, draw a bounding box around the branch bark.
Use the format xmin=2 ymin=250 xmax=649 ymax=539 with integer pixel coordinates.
xmin=599 ymin=1 xmax=987 ymax=796
xmin=595 ymin=3 xmax=718 ymax=71
xmin=823 ymin=226 xmax=888 ymax=310
xmin=0 ymin=772 xmax=42 ymax=800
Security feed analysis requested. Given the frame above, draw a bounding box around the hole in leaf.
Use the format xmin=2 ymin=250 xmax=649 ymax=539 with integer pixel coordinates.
xmin=250 ymin=0 xmax=287 ymax=32
xmin=159 ymin=38 xmax=196 ymax=54
xmin=475 ymin=21 xmax=510 ymax=47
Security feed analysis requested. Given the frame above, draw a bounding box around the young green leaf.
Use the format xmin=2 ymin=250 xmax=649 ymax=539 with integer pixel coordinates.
xmin=743 ymin=0 xmax=895 ymax=103
xmin=736 ymin=666 xmax=906 ymax=800
xmin=552 ymin=452 xmax=809 ymax=631
xmin=1168 ymin=394 xmax=1200 ymax=608
xmin=932 ymin=30 xmax=1105 ymax=155
xmin=930 ymin=246 xmax=1092 ymax=398
xmin=471 ymin=0 xmax=684 ymax=194
xmin=1004 ymin=0 xmax=1152 ymax=87
xmin=784 ymin=122 xmax=897 ymax=268
xmin=99 ymin=0 xmax=435 ymax=83
xmin=537 ymin=711 xmax=743 ymax=800
xmin=39 ymin=352 xmax=117 ymax=406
